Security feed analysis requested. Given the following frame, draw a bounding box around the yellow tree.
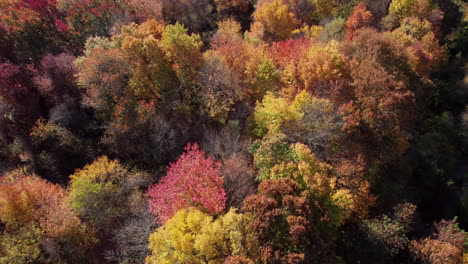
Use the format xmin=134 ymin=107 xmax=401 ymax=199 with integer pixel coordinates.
xmin=389 ymin=0 xmax=438 ymax=19
xmin=146 ymin=208 xmax=254 ymax=264
xmin=254 ymin=90 xmax=343 ymax=153
xmin=117 ymin=20 xmax=176 ymax=102
xmin=296 ymin=41 xmax=350 ymax=102
xmin=252 ymin=0 xmax=299 ymax=41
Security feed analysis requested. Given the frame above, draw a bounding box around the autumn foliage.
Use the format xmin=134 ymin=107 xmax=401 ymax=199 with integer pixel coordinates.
xmin=345 ymin=2 xmax=373 ymax=39
xmin=0 ymin=171 xmax=94 ymax=263
xmin=147 ymin=143 xmax=227 ymax=224
xmin=0 ymin=0 xmax=465 ymax=263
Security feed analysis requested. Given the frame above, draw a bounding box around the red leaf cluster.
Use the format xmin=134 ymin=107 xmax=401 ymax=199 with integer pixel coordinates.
xmin=147 ymin=143 xmax=227 ymax=224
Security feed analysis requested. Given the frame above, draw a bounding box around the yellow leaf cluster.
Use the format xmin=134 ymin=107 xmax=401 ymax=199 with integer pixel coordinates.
xmin=267 ymin=143 xmax=354 ymax=226
xmin=297 ymin=41 xmax=349 ymax=92
xmin=254 ymin=90 xmax=340 ymax=141
xmin=147 ymin=208 xmax=253 ymax=264
xmin=253 ymin=0 xmax=299 ymax=41
xmin=389 ymin=0 xmax=437 ymax=19
xmin=117 ymin=20 xmax=174 ymax=101
xmin=69 ymin=156 xmax=127 ymax=183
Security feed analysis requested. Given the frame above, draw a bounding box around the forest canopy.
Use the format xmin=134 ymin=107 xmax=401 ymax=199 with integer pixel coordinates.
xmin=0 ymin=0 xmax=467 ymax=263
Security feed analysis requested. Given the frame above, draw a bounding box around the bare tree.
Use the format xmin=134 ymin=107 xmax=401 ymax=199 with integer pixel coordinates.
xmin=200 ymin=123 xmax=250 ymax=160
xmin=221 ymin=155 xmax=257 ymax=209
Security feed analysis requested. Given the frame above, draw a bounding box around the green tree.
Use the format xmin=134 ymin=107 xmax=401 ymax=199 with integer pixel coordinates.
xmin=160 ymin=22 xmax=203 ymax=103
xmin=69 ymin=156 xmax=150 ymax=232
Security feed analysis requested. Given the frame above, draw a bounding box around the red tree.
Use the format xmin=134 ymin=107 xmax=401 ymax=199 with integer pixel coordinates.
xmin=1 ymin=0 xmax=69 ymax=62
xmin=269 ymin=38 xmax=311 ymax=69
xmin=0 ymin=62 xmax=40 ymax=137
xmin=345 ymin=2 xmax=373 ymax=40
xmin=147 ymin=143 xmax=227 ymax=224
xmin=341 ymin=28 xmax=416 ymax=161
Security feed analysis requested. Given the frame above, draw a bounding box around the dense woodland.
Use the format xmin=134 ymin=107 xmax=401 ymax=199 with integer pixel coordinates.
xmin=0 ymin=0 xmax=467 ymax=263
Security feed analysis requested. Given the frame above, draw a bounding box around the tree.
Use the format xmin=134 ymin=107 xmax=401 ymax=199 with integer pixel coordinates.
xmin=339 ymin=203 xmax=417 ymax=263
xmin=361 ymin=203 xmax=416 ymax=257
xmin=33 ymin=53 xmax=79 ymax=109
xmin=69 ymin=156 xmax=151 ymax=232
xmin=30 ymin=119 xmax=91 ymax=183
xmin=252 ymin=0 xmax=299 ymax=41
xmin=390 ymin=17 xmax=447 ymax=78
xmin=214 ymin=0 xmax=250 ymax=26
xmin=159 ymin=22 xmax=203 ymax=103
xmin=242 ymin=174 xmax=351 ymax=263
xmin=264 ymin=143 xmax=353 ymax=222
xmin=0 ymin=0 xmax=69 ymax=62
xmin=75 ymin=37 xmax=130 ymax=122
xmin=212 ymin=19 xmax=279 ymax=103
xmin=214 ymin=0 xmax=249 ymax=12
xmin=65 ymin=0 xmax=131 ymax=45
xmin=101 ymin=99 xmax=182 ymax=168
xmin=253 ymin=92 xmax=290 ymax=137
xmin=341 ymin=28 xmax=417 ymax=161
xmin=389 ymin=0 xmax=438 ymax=20
xmin=244 ymin=56 xmax=279 ymax=103
xmin=251 ymin=133 xmax=294 ymax=179
xmin=410 ymin=218 xmax=465 ymax=264
xmin=268 ymin=38 xmax=311 ymax=98
xmin=147 ymin=143 xmax=226 ymax=224
xmin=118 ymin=20 xmax=175 ymax=103
xmin=0 ymin=0 xmax=18 ymax=8
xmin=209 ymin=19 xmax=246 ymax=94
xmin=199 ymin=50 xmax=240 ymax=122
xmin=127 ymin=0 xmax=163 ymax=21
xmin=251 ymin=137 xmax=360 ymax=229
xmin=0 ymin=223 xmax=43 ymax=264
xmin=0 ymin=173 xmax=66 ymax=227
xmin=221 ymin=156 xmax=257 ymax=209
xmin=146 ymin=208 xmax=255 ymax=264
xmin=269 ymin=38 xmax=311 ymax=70
xmin=0 ymin=62 xmax=40 ymax=137
xmin=254 ymin=91 xmax=344 ymax=154
xmin=345 ymin=2 xmax=373 ymax=40
xmin=214 ymin=0 xmax=249 ymax=14
xmin=284 ymin=91 xmax=343 ymax=152
xmin=159 ymin=0 xmax=216 ymax=34
xmin=296 ymin=42 xmax=350 ymax=102
xmin=286 ymin=0 xmax=316 ymax=23
xmin=333 ymin=155 xmax=375 ymax=219
xmin=0 ymin=172 xmax=95 ymax=263
xmin=321 ymin=17 xmax=346 ymax=42
xmin=200 ymin=122 xmax=250 ymax=161
xmin=0 ymin=25 xmax=14 ymax=60
xmin=212 ymin=18 xmax=243 ymax=48
xmin=105 ymin=191 xmax=157 ymax=264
